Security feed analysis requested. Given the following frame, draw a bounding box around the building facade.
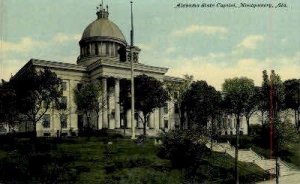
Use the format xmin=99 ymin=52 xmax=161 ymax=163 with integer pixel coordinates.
xmin=14 ymin=4 xmax=182 ymax=137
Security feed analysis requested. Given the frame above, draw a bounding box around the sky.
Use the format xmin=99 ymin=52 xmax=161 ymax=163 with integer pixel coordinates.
xmin=0 ymin=0 xmax=299 ymax=90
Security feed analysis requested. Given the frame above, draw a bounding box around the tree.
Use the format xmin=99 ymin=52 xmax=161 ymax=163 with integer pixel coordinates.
xmin=244 ymin=86 xmax=260 ymax=134
xmin=257 ymin=70 xmax=270 ymax=125
xmin=182 ymin=81 xmax=221 ymax=128
xmin=222 ymin=77 xmax=255 ymax=184
xmin=164 ymin=74 xmax=193 ymax=129
xmin=268 ymin=70 xmax=285 ymax=184
xmin=0 ymin=80 xmax=19 ymax=132
xmin=10 ymin=67 xmax=63 ymax=138
xmin=133 ymin=75 xmax=169 ymax=136
xmin=74 ymin=82 xmax=102 ymax=132
xmin=283 ymin=79 xmax=300 ymax=131
xmin=182 ymin=80 xmax=221 ymax=151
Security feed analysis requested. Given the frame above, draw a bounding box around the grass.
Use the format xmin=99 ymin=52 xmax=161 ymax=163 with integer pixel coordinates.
xmin=0 ymin=136 xmax=270 ymax=183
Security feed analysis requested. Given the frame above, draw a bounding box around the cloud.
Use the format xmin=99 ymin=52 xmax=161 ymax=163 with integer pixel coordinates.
xmin=138 ymin=43 xmax=152 ymax=51
xmin=165 ymin=47 xmax=176 ymax=54
xmin=0 ymin=37 xmax=45 ymax=53
xmin=52 ymin=33 xmax=81 ymax=43
xmin=236 ymin=35 xmax=264 ymax=50
xmin=172 ymin=24 xmax=228 ymax=37
xmin=166 ymin=52 xmax=300 ymax=90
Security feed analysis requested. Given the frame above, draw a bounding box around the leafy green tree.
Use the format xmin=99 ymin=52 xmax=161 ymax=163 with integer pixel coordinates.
xmin=268 ymin=70 xmax=285 ymax=183
xmin=119 ymin=75 xmax=170 ymax=135
xmin=74 ymin=82 xmax=102 ymax=131
xmin=132 ymin=75 xmax=169 ymax=136
xmin=165 ymin=74 xmax=193 ymax=129
xmin=0 ymin=80 xmax=19 ymax=132
xmin=10 ymin=67 xmax=63 ymax=137
xmin=244 ymin=86 xmax=260 ymax=134
xmin=257 ymin=70 xmax=270 ymax=125
xmin=181 ymin=81 xmax=221 ymax=150
xmin=182 ymin=81 xmax=221 ymax=128
xmin=222 ymin=77 xmax=255 ymax=184
xmin=283 ymin=79 xmax=300 ymax=131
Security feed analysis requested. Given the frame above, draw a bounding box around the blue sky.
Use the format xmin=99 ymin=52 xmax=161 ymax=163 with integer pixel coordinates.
xmin=0 ymin=0 xmax=299 ymax=89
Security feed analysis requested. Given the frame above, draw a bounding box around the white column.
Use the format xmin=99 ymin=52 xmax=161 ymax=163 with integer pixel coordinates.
xmin=102 ymin=78 xmax=108 ymax=128
xmin=149 ymin=112 xmax=154 ymax=129
xmin=127 ymin=110 xmax=131 ymax=128
xmin=159 ymin=107 xmax=164 ymax=129
xmin=115 ymin=78 xmax=120 ymax=128
xmin=154 ymin=108 xmax=160 ymax=130
xmin=98 ymin=81 xmax=103 ymax=129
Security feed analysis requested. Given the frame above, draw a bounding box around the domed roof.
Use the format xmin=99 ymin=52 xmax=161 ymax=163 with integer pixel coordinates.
xmin=82 ymin=18 xmax=126 ymax=43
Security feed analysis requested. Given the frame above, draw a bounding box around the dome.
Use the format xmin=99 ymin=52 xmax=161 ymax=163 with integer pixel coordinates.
xmin=81 ymin=18 xmax=126 ymax=44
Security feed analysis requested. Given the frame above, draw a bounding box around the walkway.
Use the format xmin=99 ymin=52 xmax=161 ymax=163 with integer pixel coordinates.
xmin=206 ymin=141 xmax=300 ymax=183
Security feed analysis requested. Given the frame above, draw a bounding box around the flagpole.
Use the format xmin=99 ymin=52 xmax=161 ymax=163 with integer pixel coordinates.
xmin=130 ymin=1 xmax=136 ymax=139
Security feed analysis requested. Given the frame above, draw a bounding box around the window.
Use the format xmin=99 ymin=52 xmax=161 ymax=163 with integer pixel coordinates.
xmin=42 ymin=114 xmax=50 ymax=128
xmin=164 ymin=103 xmax=168 ymax=114
xmin=77 ymin=83 xmax=83 ymax=91
xmin=60 ymin=115 xmax=67 ymax=129
xmin=86 ymin=45 xmax=90 ymax=55
xmin=106 ymin=43 xmax=109 ymax=56
xmin=78 ymin=115 xmax=83 ymax=130
xmin=134 ymin=112 xmax=139 ymax=121
xmin=62 ymin=82 xmax=67 ymax=91
xmin=164 ymin=120 xmax=168 ymax=129
xmin=95 ymin=43 xmax=99 ymax=55
xmin=60 ymin=96 xmax=67 ymax=110
xmin=174 ymin=102 xmax=179 ymax=113
xmin=115 ymin=45 xmax=118 ymax=57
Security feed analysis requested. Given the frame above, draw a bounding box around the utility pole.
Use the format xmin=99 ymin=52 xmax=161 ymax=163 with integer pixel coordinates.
xmin=130 ymin=1 xmax=136 ymax=139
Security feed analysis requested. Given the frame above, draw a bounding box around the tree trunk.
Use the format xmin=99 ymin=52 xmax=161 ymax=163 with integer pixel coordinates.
xmin=261 ymin=111 xmax=264 ymax=125
xmin=143 ymin=115 xmax=148 ymax=136
xmin=296 ymin=109 xmax=300 ymax=132
xmin=235 ymin=115 xmax=240 ymax=184
xmin=210 ymin=118 xmax=215 ymax=151
xmin=294 ymin=109 xmax=298 ymax=128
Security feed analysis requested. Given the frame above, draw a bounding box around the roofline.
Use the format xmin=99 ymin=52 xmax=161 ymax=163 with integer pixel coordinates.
xmin=79 ymin=36 xmax=127 ymax=46
xmin=87 ymin=59 xmax=169 ymax=75
xmin=13 ymin=59 xmax=87 ymax=79
xmin=164 ymin=75 xmax=186 ymax=83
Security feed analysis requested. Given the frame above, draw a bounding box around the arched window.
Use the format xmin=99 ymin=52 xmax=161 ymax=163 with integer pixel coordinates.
xmin=95 ymin=43 xmax=99 ymax=55
xmin=106 ymin=43 xmax=109 ymax=56
xmin=118 ymin=46 xmax=127 ymax=62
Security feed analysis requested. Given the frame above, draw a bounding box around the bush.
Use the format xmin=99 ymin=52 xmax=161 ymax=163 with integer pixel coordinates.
xmin=158 ymin=129 xmax=210 ymax=168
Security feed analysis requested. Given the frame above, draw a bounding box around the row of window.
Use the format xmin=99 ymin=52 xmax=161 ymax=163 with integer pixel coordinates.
xmin=81 ymin=42 xmax=120 ymax=57
xmin=42 ymin=114 xmax=68 ymax=129
xmin=43 ymin=96 xmax=68 ymax=109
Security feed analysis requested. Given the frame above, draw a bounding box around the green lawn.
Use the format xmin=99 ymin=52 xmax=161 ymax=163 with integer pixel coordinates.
xmin=0 ymin=136 xmax=269 ymax=183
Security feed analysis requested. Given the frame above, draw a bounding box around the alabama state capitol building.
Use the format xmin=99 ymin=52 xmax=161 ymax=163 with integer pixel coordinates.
xmin=14 ymin=4 xmax=183 ymax=137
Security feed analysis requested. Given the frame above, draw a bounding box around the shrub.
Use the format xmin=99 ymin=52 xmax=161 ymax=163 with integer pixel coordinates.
xmin=158 ymin=129 xmax=210 ymax=168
